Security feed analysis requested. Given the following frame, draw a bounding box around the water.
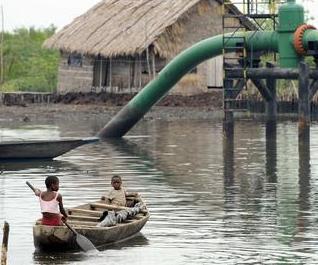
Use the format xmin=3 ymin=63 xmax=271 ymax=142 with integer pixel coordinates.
xmin=1 ymin=115 xmax=318 ymax=264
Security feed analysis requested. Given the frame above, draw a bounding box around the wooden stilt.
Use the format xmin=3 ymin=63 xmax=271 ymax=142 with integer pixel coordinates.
xmin=152 ymin=52 xmax=156 ymax=79
xmin=1 ymin=221 xmax=9 ymax=265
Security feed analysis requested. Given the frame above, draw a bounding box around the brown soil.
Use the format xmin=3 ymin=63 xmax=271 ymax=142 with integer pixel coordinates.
xmin=51 ymin=91 xmax=222 ymax=108
xmin=0 ymin=91 xmax=223 ymax=123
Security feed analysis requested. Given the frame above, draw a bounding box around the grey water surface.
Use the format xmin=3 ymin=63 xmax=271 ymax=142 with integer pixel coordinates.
xmin=1 ymin=115 xmax=318 ymax=264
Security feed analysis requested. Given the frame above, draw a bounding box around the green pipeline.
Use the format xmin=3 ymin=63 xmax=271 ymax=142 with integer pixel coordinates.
xmin=98 ymin=31 xmax=278 ymax=138
xmin=277 ymin=0 xmax=304 ymax=67
xmin=302 ymin=29 xmax=318 ymax=50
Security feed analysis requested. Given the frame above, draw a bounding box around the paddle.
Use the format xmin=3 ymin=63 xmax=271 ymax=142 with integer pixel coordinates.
xmin=26 ymin=181 xmax=98 ymax=253
xmin=62 ymin=220 xmax=97 ymax=252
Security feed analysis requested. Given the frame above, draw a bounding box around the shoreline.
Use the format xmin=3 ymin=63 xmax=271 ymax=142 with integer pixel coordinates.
xmin=0 ymin=103 xmax=302 ymax=126
xmin=0 ymin=92 xmax=224 ymax=123
xmin=0 ymin=92 xmax=306 ymax=125
xmin=0 ymin=103 xmax=225 ymax=124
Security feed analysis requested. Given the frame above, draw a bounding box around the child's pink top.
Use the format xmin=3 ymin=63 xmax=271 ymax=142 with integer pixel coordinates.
xmin=39 ymin=192 xmax=60 ymax=214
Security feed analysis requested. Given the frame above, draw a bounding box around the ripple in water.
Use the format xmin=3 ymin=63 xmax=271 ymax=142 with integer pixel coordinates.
xmin=1 ymin=119 xmax=318 ymax=264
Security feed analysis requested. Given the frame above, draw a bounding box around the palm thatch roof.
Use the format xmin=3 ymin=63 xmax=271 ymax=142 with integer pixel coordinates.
xmin=44 ymin=0 xmax=255 ymax=58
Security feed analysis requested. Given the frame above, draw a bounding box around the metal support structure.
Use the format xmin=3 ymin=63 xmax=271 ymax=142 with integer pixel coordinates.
xmin=250 ymin=78 xmax=272 ymax=101
xmin=265 ymin=62 xmax=277 ymax=121
xmin=298 ymin=62 xmax=310 ymax=132
xmin=223 ymin=110 xmax=234 ymax=140
xmin=222 ymin=0 xmax=280 ymax=115
xmin=265 ymin=120 xmax=277 ymax=182
xmin=226 ymin=67 xmax=318 ymax=79
xmin=309 ymin=79 xmax=318 ymax=100
xmin=298 ymin=120 xmax=310 ymax=212
xmin=298 ymin=108 xmax=310 ymax=216
xmin=223 ymin=123 xmax=234 ymax=187
xmin=222 ymin=0 xmax=247 ymax=113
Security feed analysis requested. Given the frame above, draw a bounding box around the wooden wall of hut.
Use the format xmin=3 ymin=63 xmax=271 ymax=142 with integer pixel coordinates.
xmin=92 ymin=51 xmax=166 ymax=93
xmin=57 ymin=53 xmax=95 ymax=94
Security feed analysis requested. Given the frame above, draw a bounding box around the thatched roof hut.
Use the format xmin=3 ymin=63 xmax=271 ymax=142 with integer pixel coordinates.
xmin=44 ymin=0 xmax=255 ymax=59
xmin=45 ymin=0 xmax=257 ymax=95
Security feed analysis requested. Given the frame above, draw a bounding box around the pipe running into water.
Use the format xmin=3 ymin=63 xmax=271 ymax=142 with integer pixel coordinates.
xmin=99 ymin=31 xmax=278 ymax=138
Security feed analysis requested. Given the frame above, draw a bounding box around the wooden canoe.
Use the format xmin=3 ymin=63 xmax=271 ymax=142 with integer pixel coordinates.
xmin=33 ymin=199 xmax=149 ymax=251
xmin=0 ymin=137 xmax=98 ymax=160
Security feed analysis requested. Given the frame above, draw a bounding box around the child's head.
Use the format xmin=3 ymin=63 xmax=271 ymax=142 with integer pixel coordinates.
xmin=111 ymin=175 xmax=122 ymax=190
xmin=45 ymin=176 xmax=59 ymax=191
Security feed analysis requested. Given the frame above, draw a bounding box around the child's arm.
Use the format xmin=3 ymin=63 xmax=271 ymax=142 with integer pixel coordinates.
xmin=101 ymin=195 xmax=112 ymax=204
xmin=57 ymin=194 xmax=68 ymax=220
xmin=101 ymin=189 xmax=113 ymax=204
xmin=26 ymin=181 xmax=41 ymax=196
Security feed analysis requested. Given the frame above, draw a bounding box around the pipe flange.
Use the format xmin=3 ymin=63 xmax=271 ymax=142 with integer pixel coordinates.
xmin=294 ymin=24 xmax=316 ymax=55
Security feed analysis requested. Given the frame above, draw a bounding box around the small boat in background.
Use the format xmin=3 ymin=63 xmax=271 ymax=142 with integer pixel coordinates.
xmin=33 ymin=197 xmax=149 ymax=251
xmin=0 ymin=137 xmax=98 ymax=160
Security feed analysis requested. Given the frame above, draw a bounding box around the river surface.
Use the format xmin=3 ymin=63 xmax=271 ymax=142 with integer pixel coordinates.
xmin=1 ymin=114 xmax=318 ymax=264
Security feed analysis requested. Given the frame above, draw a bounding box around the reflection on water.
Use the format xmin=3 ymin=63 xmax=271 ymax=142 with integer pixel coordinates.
xmin=33 ymin=233 xmax=149 ymax=265
xmin=0 ymin=125 xmax=61 ymax=141
xmin=265 ymin=121 xmax=277 ymax=183
xmin=0 ymin=160 xmax=80 ymax=173
xmin=2 ymin=118 xmax=318 ymax=264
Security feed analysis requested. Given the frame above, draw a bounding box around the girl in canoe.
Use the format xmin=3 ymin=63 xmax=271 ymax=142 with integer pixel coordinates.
xmin=30 ymin=176 xmax=68 ymax=226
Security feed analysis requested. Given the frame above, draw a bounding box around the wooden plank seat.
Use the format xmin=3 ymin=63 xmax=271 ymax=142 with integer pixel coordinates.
xmin=90 ymin=202 xmax=147 ymax=215
xmin=67 ymin=215 xmax=99 ymax=222
xmin=68 ymin=208 xmax=103 ymax=217
xmin=68 ymin=220 xmax=99 ymax=227
xmin=90 ymin=203 xmax=129 ymax=211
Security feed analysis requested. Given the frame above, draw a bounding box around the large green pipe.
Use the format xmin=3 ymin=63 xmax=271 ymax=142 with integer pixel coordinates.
xmin=302 ymin=29 xmax=318 ymax=50
xmin=99 ymin=31 xmax=278 ymax=138
xmin=277 ymin=0 xmax=304 ymax=67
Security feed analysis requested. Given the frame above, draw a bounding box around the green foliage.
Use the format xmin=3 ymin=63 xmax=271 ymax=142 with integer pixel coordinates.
xmin=0 ymin=25 xmax=59 ymax=92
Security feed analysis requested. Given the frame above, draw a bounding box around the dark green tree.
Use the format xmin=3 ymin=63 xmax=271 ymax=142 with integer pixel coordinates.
xmin=0 ymin=25 xmax=59 ymax=92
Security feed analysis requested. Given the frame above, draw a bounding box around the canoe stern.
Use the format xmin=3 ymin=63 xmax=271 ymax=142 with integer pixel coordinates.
xmin=33 ymin=225 xmax=77 ymax=251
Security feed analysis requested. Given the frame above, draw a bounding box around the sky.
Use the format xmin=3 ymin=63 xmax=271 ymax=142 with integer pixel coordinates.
xmin=1 ymin=0 xmax=100 ymax=32
xmin=1 ymin=0 xmax=318 ymax=32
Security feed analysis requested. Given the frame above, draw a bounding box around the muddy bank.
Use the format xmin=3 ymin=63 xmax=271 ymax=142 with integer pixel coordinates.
xmin=0 ymin=92 xmax=224 ymax=124
xmin=53 ymin=91 xmax=223 ymax=108
xmin=1 ymin=91 xmax=222 ymax=108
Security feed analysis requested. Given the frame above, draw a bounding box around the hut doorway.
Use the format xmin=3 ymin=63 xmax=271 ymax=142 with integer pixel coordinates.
xmin=93 ymin=57 xmax=111 ymax=89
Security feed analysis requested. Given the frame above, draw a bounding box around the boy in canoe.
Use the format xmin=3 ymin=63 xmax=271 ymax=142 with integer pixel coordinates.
xmin=101 ymin=175 xmax=138 ymax=207
xmin=30 ymin=176 xmax=68 ymax=226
